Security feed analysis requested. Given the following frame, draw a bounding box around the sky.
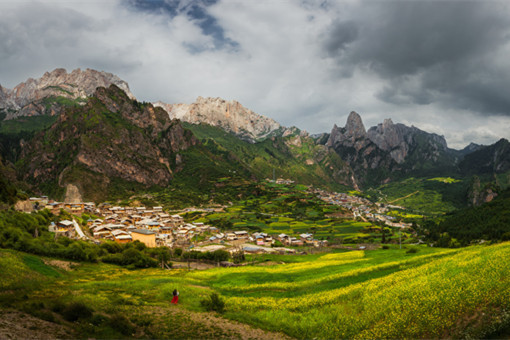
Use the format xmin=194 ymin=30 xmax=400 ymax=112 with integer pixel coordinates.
xmin=1 ymin=0 xmax=510 ymax=149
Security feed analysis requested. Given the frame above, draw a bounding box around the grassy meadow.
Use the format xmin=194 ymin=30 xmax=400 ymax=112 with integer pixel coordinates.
xmin=2 ymin=243 xmax=510 ymax=339
xmin=372 ymin=177 xmax=468 ymax=215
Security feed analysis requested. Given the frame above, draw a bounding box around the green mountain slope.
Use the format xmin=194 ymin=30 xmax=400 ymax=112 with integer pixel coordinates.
xmin=185 ymin=123 xmax=355 ymax=191
xmin=370 ymin=177 xmax=469 ymax=215
xmin=459 ymin=138 xmax=510 ymax=175
xmin=424 ymin=188 xmax=510 ymax=244
xmin=17 ymin=85 xmax=199 ymax=201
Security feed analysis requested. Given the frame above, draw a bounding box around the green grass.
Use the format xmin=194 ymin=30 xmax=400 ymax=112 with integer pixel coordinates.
xmin=2 ymin=243 xmax=510 ymax=339
xmin=22 ymin=254 xmax=62 ymax=278
xmin=0 ymin=115 xmax=58 ymax=135
xmin=376 ymin=177 xmax=468 ymax=215
xmin=428 ymin=177 xmax=461 ymax=183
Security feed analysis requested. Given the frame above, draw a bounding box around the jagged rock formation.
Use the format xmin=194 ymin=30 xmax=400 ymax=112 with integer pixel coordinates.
xmin=0 ymin=68 xmax=135 ymax=120
xmin=366 ymin=118 xmax=452 ymax=172
xmin=367 ymin=119 xmax=443 ymax=163
xmin=19 ymin=85 xmax=197 ymax=201
xmin=327 ymin=112 xmax=396 ymax=186
xmin=154 ymin=97 xmax=282 ymax=142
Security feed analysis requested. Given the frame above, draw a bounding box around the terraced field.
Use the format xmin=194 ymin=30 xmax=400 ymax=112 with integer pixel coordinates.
xmin=2 ymin=243 xmax=510 ymax=338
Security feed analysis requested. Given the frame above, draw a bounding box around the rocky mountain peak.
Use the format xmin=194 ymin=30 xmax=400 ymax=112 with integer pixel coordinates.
xmin=382 ymin=118 xmax=394 ymax=129
xmin=0 ymin=68 xmax=135 ymax=119
xmin=154 ymin=97 xmax=282 ymax=142
xmin=367 ymin=118 xmax=449 ymax=164
xmin=345 ymin=111 xmax=367 ymax=140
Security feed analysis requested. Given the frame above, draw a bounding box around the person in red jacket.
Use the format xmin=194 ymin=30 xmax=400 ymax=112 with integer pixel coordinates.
xmin=171 ymin=289 xmax=179 ymax=304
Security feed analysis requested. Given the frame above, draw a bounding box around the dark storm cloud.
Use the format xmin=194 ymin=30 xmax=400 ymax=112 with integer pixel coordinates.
xmin=324 ymin=1 xmax=510 ymax=116
xmin=324 ymin=21 xmax=358 ymax=57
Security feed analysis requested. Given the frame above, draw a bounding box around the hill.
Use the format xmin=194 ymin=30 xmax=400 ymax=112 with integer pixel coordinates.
xmin=1 ymin=243 xmax=509 ymax=338
xmin=17 ymin=84 xmax=198 ymax=201
xmin=184 ymin=123 xmax=355 ymax=190
xmin=421 ymin=188 xmax=510 ymax=245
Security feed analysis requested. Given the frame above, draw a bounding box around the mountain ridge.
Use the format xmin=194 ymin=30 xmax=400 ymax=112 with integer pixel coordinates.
xmin=0 ymin=68 xmax=135 ymax=120
xmin=18 ymin=84 xmax=196 ymax=201
xmin=154 ymin=96 xmax=283 ymax=143
xmin=2 ymin=68 xmax=510 ymax=205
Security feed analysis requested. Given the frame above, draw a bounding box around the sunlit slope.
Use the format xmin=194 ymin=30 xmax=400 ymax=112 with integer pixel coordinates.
xmin=2 ymin=244 xmax=509 ymax=339
xmin=189 ymin=244 xmax=510 ymax=339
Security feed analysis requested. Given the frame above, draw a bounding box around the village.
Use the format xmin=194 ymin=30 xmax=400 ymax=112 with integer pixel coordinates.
xmin=20 ymin=181 xmax=412 ymax=256
xmin=309 ymin=187 xmax=412 ymax=229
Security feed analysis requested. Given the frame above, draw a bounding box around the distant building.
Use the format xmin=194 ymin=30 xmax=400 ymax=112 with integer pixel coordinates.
xmin=131 ymin=229 xmax=157 ymax=247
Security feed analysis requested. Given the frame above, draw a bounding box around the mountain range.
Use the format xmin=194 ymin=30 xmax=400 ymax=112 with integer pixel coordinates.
xmin=1 ymin=68 xmax=509 ymax=207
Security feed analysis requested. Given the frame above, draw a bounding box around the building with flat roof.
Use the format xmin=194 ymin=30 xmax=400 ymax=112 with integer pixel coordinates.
xmin=131 ymin=229 xmax=157 ymax=247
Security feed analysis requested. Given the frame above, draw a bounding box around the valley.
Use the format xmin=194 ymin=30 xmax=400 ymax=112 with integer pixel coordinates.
xmin=1 ymin=68 xmax=510 ymax=339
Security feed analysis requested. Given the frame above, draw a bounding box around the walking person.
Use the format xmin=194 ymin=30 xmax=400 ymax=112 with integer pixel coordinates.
xmin=171 ymin=289 xmax=179 ymax=304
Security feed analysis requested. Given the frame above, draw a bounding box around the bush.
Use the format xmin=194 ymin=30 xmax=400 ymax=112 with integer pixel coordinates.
xmin=382 ymin=245 xmax=390 ymax=249
xmin=200 ymin=293 xmax=225 ymax=314
xmin=51 ymin=301 xmax=66 ymax=313
xmin=90 ymin=314 xmax=109 ymax=326
xmin=61 ymin=302 xmax=93 ymax=322
xmin=406 ymin=247 xmax=419 ymax=254
xmin=109 ymin=314 xmax=135 ymax=336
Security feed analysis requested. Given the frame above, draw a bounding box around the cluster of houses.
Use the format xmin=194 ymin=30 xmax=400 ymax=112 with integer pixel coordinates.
xmin=310 ymin=188 xmax=411 ymax=229
xmin=277 ymin=232 xmax=328 ymax=247
xmin=16 ymin=197 xmax=96 ymax=215
xmin=266 ymin=178 xmax=296 ymax=185
xmin=44 ymin=202 xmax=327 ymax=254
xmin=29 ymin=181 xmax=414 ymax=257
xmin=86 ymin=205 xmax=221 ymax=248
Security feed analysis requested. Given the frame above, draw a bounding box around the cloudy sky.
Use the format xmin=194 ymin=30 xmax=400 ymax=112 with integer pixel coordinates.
xmin=1 ymin=0 xmax=510 ymax=148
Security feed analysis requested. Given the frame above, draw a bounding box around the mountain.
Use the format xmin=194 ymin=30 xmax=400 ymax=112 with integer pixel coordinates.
xmin=3 ymin=68 xmax=510 ymax=208
xmin=326 ymin=112 xmax=397 ymax=186
xmin=154 ymin=97 xmax=282 ymax=143
xmin=0 ymin=68 xmax=135 ymax=120
xmin=184 ymin=122 xmax=356 ymax=191
xmin=425 ymin=188 xmax=510 ymax=245
xmin=458 ymin=142 xmax=484 ymax=157
xmin=0 ymin=155 xmax=24 ymax=206
xmin=367 ymin=118 xmax=448 ymax=164
xmin=459 ymin=138 xmax=510 ymax=176
xmin=18 ymin=84 xmax=196 ymax=202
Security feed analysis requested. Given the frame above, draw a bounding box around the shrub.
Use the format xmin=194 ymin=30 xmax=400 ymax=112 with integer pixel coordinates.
xmin=406 ymin=247 xmax=419 ymax=254
xmin=61 ymin=302 xmax=93 ymax=322
xmin=51 ymin=301 xmax=66 ymax=313
xmin=109 ymin=314 xmax=135 ymax=336
xmin=90 ymin=314 xmax=108 ymax=326
xmin=200 ymin=293 xmax=226 ymax=314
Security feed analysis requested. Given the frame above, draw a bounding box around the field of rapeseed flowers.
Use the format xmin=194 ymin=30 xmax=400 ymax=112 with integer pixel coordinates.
xmin=2 ymin=243 xmax=509 ymax=338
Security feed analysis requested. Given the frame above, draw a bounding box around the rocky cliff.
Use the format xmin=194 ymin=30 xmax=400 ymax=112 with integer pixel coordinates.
xmin=19 ymin=85 xmax=196 ymax=201
xmin=0 ymin=68 xmax=135 ymax=119
xmin=154 ymin=97 xmax=282 ymax=142
xmin=467 ymin=175 xmax=499 ymax=206
xmin=367 ymin=118 xmax=450 ymax=168
xmin=326 ymin=112 xmax=396 ymax=186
